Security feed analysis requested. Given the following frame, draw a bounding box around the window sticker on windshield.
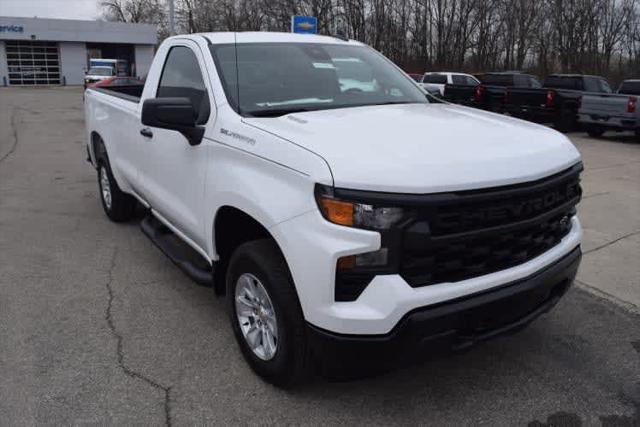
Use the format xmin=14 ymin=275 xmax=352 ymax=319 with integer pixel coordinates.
xmin=312 ymin=62 xmax=336 ymax=69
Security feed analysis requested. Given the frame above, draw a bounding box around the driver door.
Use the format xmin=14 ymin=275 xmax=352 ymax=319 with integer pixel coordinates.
xmin=138 ymin=41 xmax=213 ymax=250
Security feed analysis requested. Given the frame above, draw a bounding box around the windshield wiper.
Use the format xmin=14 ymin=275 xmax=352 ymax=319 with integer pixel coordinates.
xmin=244 ymin=107 xmax=314 ymax=117
xmin=244 ymin=101 xmax=421 ymax=117
xmin=370 ymin=101 xmax=418 ymax=106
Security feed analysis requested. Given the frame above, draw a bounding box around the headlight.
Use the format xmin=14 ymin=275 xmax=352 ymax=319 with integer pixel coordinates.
xmin=315 ymin=185 xmax=407 ymax=230
xmin=315 ymin=184 xmax=413 ymax=301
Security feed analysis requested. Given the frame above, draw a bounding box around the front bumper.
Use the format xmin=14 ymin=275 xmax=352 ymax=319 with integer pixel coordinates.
xmin=307 ymin=246 xmax=581 ymax=374
xmin=272 ymin=204 xmax=582 ymax=335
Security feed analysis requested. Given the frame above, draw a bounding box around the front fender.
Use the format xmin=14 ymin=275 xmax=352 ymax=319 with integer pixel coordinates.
xmin=203 ymin=138 xmax=332 ymax=259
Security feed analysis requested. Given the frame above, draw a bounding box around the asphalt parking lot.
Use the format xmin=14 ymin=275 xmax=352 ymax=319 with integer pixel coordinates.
xmin=1 ymin=86 xmax=638 ymax=425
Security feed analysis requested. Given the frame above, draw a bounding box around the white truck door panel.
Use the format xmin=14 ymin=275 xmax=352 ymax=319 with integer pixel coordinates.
xmin=114 ymin=105 xmax=145 ymax=194
xmin=137 ymin=41 xmax=214 ymax=249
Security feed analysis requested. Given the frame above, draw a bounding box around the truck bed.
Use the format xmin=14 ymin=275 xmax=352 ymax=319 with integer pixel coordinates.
xmin=578 ymin=93 xmax=639 ymax=131
xmin=580 ymin=93 xmax=634 ymax=116
xmin=89 ymin=84 xmax=144 ymax=103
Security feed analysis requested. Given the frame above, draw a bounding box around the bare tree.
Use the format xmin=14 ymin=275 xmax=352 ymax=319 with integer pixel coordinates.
xmin=100 ymin=0 xmax=166 ymax=24
xmin=99 ymin=0 xmax=640 ymax=83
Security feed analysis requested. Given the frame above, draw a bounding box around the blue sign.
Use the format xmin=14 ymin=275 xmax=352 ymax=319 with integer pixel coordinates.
xmin=291 ymin=16 xmax=317 ymax=34
xmin=0 ymin=25 xmax=24 ymax=33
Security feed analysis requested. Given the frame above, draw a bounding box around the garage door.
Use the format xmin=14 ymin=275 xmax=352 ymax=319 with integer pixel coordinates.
xmin=6 ymin=41 xmax=61 ymax=85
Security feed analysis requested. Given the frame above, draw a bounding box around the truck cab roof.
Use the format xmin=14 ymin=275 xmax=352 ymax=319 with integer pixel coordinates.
xmin=547 ymin=74 xmax=606 ymax=79
xmin=195 ymin=32 xmax=365 ymax=46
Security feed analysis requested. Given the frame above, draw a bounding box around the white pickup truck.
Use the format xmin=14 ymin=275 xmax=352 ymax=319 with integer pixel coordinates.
xmin=420 ymin=71 xmax=480 ymax=96
xmin=85 ymin=32 xmax=583 ymax=386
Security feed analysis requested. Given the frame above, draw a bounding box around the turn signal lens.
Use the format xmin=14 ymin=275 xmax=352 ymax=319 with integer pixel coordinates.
xmin=318 ymin=197 xmax=353 ymax=226
xmin=337 ymin=255 xmax=356 ymax=270
xmin=546 ymin=90 xmax=555 ymax=107
xmin=337 ymin=248 xmax=389 ymax=271
xmin=474 ymin=85 xmax=485 ymax=102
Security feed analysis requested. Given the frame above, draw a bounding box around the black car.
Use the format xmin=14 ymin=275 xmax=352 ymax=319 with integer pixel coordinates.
xmin=503 ymin=74 xmax=613 ymax=131
xmin=443 ymin=72 xmax=541 ymax=112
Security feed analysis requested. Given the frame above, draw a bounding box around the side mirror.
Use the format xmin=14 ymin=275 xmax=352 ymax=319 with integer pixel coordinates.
xmin=141 ymin=97 xmax=204 ymax=146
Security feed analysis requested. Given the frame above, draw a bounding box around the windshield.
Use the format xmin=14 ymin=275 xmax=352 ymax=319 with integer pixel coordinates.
xmin=209 ymin=43 xmax=428 ymax=117
xmin=88 ymin=67 xmax=113 ymax=76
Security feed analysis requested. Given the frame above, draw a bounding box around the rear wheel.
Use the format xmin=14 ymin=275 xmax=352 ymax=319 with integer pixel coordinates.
xmin=96 ymin=145 xmax=136 ymax=222
xmin=555 ymin=109 xmax=576 ymax=133
xmin=587 ymin=126 xmax=605 ymax=138
xmin=226 ymin=239 xmax=310 ymax=387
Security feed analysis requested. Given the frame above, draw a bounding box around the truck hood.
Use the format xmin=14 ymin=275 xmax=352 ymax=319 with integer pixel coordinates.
xmin=243 ymin=103 xmax=581 ymax=193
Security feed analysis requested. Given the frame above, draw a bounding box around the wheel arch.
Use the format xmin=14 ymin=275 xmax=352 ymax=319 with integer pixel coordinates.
xmin=90 ymin=131 xmax=105 ymax=166
xmin=212 ymin=205 xmax=289 ymax=296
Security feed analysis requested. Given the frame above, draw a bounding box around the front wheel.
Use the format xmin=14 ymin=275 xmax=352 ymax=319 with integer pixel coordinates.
xmin=226 ymin=239 xmax=310 ymax=387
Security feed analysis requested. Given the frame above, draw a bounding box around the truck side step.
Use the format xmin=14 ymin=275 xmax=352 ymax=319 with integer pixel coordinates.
xmin=140 ymin=214 xmax=214 ymax=287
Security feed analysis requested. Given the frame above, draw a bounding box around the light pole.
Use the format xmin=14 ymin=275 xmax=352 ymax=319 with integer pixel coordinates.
xmin=168 ymin=0 xmax=175 ymax=36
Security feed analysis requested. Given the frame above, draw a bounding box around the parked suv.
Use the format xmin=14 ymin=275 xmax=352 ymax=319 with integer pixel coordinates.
xmin=85 ymin=32 xmax=583 ymax=386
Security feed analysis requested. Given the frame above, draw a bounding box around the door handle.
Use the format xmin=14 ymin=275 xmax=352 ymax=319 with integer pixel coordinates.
xmin=140 ymin=128 xmax=153 ymax=138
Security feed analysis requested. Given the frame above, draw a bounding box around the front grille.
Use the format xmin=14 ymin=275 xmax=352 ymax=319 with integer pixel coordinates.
xmin=400 ymin=164 xmax=582 ymax=287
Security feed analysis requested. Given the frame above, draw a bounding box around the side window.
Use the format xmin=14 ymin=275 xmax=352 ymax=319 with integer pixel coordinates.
xmin=583 ymin=77 xmax=600 ymax=92
xmin=529 ymin=77 xmax=542 ymax=88
xmin=514 ymin=74 xmax=527 ymax=87
xmin=423 ymin=74 xmax=447 ymax=84
xmin=451 ymin=75 xmax=466 ymax=85
xmin=466 ymin=76 xmax=479 ymax=86
xmin=598 ymin=79 xmax=612 ymax=93
xmin=157 ymin=46 xmax=210 ymax=124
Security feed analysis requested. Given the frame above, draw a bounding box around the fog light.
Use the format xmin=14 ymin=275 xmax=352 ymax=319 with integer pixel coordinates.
xmin=337 ymin=248 xmax=388 ymax=271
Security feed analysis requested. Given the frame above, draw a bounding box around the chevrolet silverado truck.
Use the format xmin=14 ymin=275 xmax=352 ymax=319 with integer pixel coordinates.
xmin=504 ymin=74 xmax=613 ymax=131
xmin=443 ymin=72 xmax=541 ymax=111
xmin=578 ymin=79 xmax=640 ymax=138
xmin=84 ymin=32 xmax=583 ymax=386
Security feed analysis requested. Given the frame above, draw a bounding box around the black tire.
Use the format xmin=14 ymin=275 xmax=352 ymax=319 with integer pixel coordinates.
xmin=587 ymin=126 xmax=605 ymax=138
xmin=554 ymin=110 xmax=576 ymax=133
xmin=95 ymin=144 xmax=136 ymax=222
xmin=226 ymin=239 xmax=310 ymax=387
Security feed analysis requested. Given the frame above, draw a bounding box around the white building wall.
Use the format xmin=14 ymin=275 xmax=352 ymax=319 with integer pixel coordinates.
xmin=0 ymin=41 xmax=8 ymax=86
xmin=134 ymin=44 xmax=155 ymax=78
xmin=0 ymin=16 xmax=157 ymax=45
xmin=59 ymin=42 xmax=87 ymax=85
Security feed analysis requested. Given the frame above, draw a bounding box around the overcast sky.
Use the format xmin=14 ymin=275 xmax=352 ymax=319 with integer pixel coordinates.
xmin=0 ymin=0 xmax=98 ymax=20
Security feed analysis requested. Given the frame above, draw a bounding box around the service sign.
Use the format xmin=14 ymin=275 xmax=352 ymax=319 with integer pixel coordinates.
xmin=0 ymin=24 xmax=25 ymax=33
xmin=291 ymin=16 xmax=317 ymax=34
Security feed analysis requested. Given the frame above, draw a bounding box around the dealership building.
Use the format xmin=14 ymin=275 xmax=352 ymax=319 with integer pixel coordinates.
xmin=0 ymin=16 xmax=157 ymax=86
